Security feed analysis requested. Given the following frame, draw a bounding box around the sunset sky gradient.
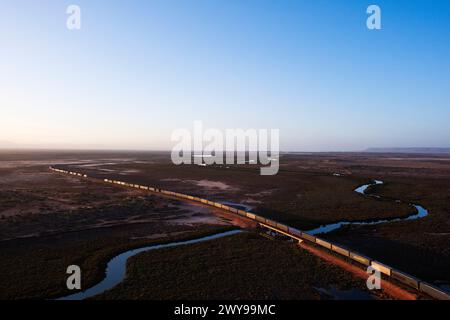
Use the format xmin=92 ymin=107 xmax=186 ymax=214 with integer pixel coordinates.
xmin=1 ymin=0 xmax=449 ymax=151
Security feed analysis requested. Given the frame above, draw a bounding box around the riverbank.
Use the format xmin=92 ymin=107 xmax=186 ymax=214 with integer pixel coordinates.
xmin=92 ymin=232 xmax=385 ymax=300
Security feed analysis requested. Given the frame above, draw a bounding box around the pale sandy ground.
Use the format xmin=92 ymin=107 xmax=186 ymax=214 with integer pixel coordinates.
xmin=0 ymin=160 xmax=245 ymax=241
xmin=160 ymin=178 xmax=238 ymax=191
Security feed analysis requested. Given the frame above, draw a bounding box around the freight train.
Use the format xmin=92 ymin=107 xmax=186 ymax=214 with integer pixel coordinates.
xmin=48 ymin=166 xmax=450 ymax=300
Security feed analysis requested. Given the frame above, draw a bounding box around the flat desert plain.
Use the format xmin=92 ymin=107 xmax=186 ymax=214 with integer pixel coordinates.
xmin=0 ymin=150 xmax=449 ymax=299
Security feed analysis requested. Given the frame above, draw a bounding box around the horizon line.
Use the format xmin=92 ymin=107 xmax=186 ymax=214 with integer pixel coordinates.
xmin=1 ymin=147 xmax=450 ymax=154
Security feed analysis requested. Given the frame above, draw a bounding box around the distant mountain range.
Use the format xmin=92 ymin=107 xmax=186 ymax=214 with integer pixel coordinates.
xmin=365 ymin=147 xmax=450 ymax=154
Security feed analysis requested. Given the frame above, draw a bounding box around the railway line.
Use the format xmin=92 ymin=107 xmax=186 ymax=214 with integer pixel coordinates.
xmin=49 ymin=166 xmax=450 ymax=300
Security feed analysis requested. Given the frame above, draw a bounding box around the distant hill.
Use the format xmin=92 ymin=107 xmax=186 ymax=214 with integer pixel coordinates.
xmin=365 ymin=147 xmax=450 ymax=154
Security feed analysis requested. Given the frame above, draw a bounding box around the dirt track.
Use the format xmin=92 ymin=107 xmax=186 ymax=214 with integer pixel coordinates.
xmin=299 ymin=242 xmax=417 ymax=300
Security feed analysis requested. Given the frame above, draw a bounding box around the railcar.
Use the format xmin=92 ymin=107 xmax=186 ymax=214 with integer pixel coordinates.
xmin=265 ymin=219 xmax=277 ymax=228
xmin=331 ymin=244 xmax=350 ymax=257
xmin=288 ymin=227 xmax=302 ymax=238
xmin=419 ymin=282 xmax=450 ymax=300
xmin=371 ymin=261 xmax=392 ymax=276
xmin=246 ymin=212 xmax=256 ymax=220
xmin=391 ymin=270 xmax=420 ymax=290
xmin=255 ymin=215 xmax=266 ymax=224
xmin=349 ymin=252 xmax=371 ymax=266
xmin=276 ymin=223 xmax=289 ymax=233
xmin=315 ymin=238 xmax=332 ymax=250
xmin=300 ymin=232 xmax=316 ymax=243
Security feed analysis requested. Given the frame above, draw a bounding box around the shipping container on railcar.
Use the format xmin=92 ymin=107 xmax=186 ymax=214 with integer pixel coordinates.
xmin=255 ymin=215 xmax=266 ymax=223
xmin=371 ymin=261 xmax=392 ymax=276
xmin=315 ymin=238 xmax=332 ymax=250
xmin=288 ymin=227 xmax=302 ymax=238
xmin=275 ymin=223 xmax=289 ymax=233
xmin=419 ymin=282 xmax=450 ymax=300
xmin=300 ymin=232 xmax=316 ymax=243
xmin=246 ymin=212 xmax=257 ymax=220
xmin=265 ymin=219 xmax=277 ymax=228
xmin=349 ymin=252 xmax=371 ymax=266
xmin=331 ymin=244 xmax=350 ymax=257
xmin=391 ymin=270 xmax=420 ymax=290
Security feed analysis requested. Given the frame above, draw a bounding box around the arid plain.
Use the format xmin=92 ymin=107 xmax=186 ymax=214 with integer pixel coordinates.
xmin=1 ymin=150 xmax=449 ymax=300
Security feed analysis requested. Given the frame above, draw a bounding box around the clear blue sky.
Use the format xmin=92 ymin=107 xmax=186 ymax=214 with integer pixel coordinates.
xmin=1 ymin=0 xmax=449 ymax=151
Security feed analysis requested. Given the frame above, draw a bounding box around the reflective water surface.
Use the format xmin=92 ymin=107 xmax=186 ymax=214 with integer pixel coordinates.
xmin=58 ymin=230 xmax=242 ymax=300
xmin=308 ymin=180 xmax=428 ymax=235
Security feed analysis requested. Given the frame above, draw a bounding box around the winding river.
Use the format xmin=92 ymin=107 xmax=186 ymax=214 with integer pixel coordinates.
xmin=57 ymin=179 xmax=430 ymax=300
xmin=58 ymin=230 xmax=242 ymax=300
xmin=308 ymin=180 xmax=429 ymax=235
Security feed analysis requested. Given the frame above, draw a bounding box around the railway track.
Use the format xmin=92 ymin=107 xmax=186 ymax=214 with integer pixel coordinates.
xmin=48 ymin=166 xmax=450 ymax=300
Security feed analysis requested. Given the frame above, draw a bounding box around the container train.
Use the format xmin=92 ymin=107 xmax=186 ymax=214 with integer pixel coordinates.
xmin=48 ymin=166 xmax=449 ymax=300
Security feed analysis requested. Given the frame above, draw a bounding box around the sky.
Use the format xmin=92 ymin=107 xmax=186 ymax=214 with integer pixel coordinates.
xmin=1 ymin=0 xmax=449 ymax=151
